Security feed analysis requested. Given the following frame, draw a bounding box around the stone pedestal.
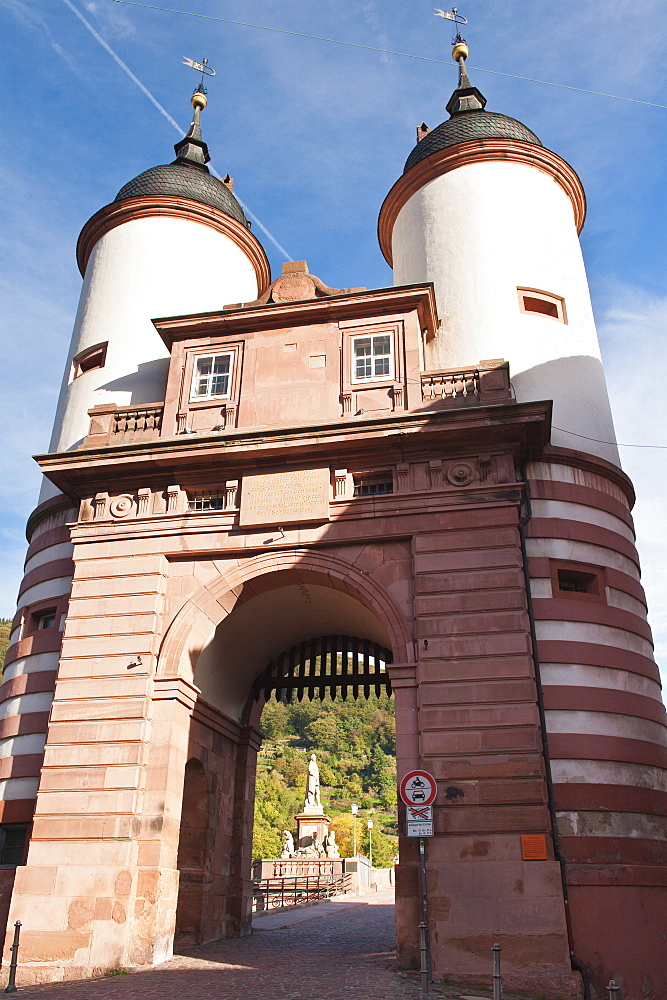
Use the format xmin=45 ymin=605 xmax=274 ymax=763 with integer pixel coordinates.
xmin=295 ymin=812 xmax=330 ymax=852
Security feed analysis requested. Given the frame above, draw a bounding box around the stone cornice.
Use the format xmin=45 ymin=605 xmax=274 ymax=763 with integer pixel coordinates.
xmin=378 ymin=139 xmax=587 ymax=266
xmin=76 ymin=194 xmax=272 ymax=294
xmin=154 ymin=282 xmax=439 ymax=347
xmin=35 ymin=399 xmax=551 ymax=497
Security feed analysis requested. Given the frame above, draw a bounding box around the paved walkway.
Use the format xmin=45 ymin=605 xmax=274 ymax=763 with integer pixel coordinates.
xmin=10 ymin=890 xmax=557 ymax=1000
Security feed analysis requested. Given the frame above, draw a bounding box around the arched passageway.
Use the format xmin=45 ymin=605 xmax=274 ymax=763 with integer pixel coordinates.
xmin=172 ymin=566 xmax=410 ymax=950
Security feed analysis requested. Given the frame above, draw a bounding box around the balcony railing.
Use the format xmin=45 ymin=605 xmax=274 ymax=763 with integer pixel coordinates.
xmin=80 ymin=361 xmax=513 ymax=449
xmin=420 ymin=361 xmax=512 ymax=407
xmin=83 ymin=403 xmax=164 ymax=448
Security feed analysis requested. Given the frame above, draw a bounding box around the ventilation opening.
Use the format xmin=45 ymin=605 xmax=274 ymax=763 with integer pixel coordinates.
xmin=557 ymin=569 xmax=599 ymax=596
xmin=73 ymin=343 xmax=107 ymax=378
xmin=518 ymin=289 xmax=566 ymax=323
xmin=353 ymin=472 xmax=393 ymax=497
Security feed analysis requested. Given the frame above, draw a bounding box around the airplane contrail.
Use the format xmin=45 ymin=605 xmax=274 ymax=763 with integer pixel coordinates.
xmin=60 ymin=0 xmax=293 ymax=261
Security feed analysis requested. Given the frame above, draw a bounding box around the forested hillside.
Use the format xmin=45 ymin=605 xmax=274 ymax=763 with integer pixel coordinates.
xmin=254 ymin=693 xmax=398 ymax=867
xmin=0 ymin=619 xmax=11 ymax=669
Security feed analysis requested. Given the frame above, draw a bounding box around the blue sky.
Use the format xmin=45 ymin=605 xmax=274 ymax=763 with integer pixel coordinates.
xmin=1 ymin=0 xmax=666 ymax=678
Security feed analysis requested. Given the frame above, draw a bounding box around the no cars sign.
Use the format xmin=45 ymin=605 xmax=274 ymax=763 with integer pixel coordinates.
xmin=400 ymin=769 xmax=437 ymax=807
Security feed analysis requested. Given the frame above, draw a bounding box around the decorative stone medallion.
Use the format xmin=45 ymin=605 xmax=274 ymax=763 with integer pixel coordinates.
xmin=447 ymin=462 xmax=475 ymax=487
xmin=109 ymin=494 xmax=135 ymax=518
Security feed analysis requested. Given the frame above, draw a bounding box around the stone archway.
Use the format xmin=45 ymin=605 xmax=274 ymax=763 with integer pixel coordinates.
xmin=162 ymin=552 xmax=417 ymax=949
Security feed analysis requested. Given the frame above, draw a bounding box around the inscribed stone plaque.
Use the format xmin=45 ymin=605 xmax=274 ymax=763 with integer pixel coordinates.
xmin=240 ymin=467 xmax=330 ymax=527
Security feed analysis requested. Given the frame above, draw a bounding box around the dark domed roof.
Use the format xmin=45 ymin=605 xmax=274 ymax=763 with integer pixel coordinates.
xmin=404 ymin=110 xmax=542 ymax=174
xmin=115 ymin=163 xmax=248 ymax=226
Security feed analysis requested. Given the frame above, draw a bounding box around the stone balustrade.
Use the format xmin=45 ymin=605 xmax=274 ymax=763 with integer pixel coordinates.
xmin=421 ymin=360 xmax=512 ymax=407
xmin=82 ymin=402 xmax=164 ymax=448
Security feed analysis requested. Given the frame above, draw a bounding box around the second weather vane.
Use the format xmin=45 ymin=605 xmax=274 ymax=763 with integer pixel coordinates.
xmin=434 ymin=7 xmax=468 ymax=45
xmin=182 ymin=55 xmax=216 ymax=92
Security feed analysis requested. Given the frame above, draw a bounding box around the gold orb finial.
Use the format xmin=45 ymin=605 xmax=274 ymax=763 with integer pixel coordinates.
xmin=191 ymin=90 xmax=207 ymax=112
xmin=452 ymin=41 xmax=469 ymax=62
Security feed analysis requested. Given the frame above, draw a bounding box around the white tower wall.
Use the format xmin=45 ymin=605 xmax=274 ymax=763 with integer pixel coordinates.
xmin=392 ymin=159 xmax=619 ymax=465
xmin=41 ymin=215 xmax=261 ymax=501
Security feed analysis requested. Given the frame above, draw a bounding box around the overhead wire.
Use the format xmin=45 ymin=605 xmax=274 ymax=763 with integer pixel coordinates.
xmin=551 ymin=427 xmax=667 ymax=449
xmin=111 ymin=0 xmax=667 ymax=111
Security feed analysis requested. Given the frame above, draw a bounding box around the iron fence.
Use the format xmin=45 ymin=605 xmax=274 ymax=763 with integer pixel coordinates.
xmin=252 ymin=873 xmax=352 ymax=912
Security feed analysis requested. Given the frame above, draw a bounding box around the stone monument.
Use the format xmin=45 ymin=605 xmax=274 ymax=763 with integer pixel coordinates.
xmin=254 ymin=751 xmax=345 ymax=880
xmin=294 ymin=753 xmax=331 ymax=854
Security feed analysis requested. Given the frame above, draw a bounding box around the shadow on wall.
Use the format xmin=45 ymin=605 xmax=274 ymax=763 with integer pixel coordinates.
xmin=511 ymin=355 xmax=619 ymax=464
xmin=98 ymin=358 xmax=170 ymax=403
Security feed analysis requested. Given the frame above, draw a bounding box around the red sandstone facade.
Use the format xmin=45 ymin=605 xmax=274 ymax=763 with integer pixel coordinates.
xmin=2 ymin=265 xmax=664 ymax=997
xmin=2 ymin=53 xmax=667 ymax=998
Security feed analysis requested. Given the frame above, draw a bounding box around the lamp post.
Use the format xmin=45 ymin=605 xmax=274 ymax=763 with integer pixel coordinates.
xmin=367 ymin=820 xmax=374 ymax=868
xmin=351 ymin=803 xmax=358 ymax=858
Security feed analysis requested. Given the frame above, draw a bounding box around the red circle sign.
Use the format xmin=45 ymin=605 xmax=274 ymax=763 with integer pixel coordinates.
xmin=400 ymin=769 xmax=437 ymax=806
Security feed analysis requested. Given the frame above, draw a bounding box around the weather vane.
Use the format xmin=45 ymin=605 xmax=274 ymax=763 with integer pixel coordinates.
xmin=434 ymin=7 xmax=468 ymax=45
xmin=182 ymin=55 xmax=216 ymax=94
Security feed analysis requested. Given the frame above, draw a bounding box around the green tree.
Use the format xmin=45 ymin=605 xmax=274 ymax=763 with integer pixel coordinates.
xmin=0 ymin=619 xmax=12 ymax=671
xmin=362 ymin=824 xmax=397 ymax=869
xmin=260 ymin=700 xmax=290 ymax=740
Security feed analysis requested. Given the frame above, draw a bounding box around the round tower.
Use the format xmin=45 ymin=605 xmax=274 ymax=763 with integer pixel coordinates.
xmin=44 ymin=86 xmax=270 ymax=477
xmin=379 ymin=48 xmax=617 ymax=466
xmin=0 ymin=89 xmax=270 ymax=923
xmin=379 ymin=43 xmax=667 ymax=999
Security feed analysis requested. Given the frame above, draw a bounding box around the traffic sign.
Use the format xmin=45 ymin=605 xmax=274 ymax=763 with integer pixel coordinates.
xmin=400 ymin=769 xmax=437 ymax=806
xmin=405 ymin=803 xmax=434 ymax=836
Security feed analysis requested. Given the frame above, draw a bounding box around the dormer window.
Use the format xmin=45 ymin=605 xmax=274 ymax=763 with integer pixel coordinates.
xmin=351 ymin=334 xmax=393 ymax=383
xmin=190 ymin=352 xmax=234 ymax=400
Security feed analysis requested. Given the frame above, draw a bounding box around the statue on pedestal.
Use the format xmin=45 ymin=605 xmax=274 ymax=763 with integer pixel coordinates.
xmin=324 ymin=829 xmax=340 ymax=858
xmin=304 ymin=753 xmax=321 ymax=810
xmin=280 ymin=829 xmax=295 ymax=859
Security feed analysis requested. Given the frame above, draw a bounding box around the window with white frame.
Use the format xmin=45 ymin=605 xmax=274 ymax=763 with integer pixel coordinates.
xmin=351 ymin=333 xmax=393 ymax=383
xmin=191 ymin=353 xmax=234 ymax=400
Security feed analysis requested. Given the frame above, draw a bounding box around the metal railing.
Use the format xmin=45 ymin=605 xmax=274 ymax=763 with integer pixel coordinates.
xmin=252 ymin=873 xmax=351 ymax=913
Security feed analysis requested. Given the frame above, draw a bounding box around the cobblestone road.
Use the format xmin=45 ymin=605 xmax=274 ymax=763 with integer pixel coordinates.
xmin=10 ymin=890 xmax=563 ymax=1000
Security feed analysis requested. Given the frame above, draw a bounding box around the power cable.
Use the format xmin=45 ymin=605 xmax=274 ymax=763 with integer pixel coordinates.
xmin=111 ymin=0 xmax=667 ymax=111
xmin=551 ymin=426 xmax=667 ymax=449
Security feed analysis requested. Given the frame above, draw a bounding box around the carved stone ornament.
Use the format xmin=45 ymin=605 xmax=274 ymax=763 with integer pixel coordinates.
xmin=246 ymin=260 xmax=365 ymax=306
xmin=447 ymin=462 xmax=475 ymax=487
xmin=109 ymin=494 xmax=135 ymax=518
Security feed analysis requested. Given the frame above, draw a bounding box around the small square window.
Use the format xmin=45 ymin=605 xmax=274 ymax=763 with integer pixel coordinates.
xmin=353 ymin=472 xmax=394 ymax=497
xmin=191 ymin=353 xmax=234 ymax=400
xmin=188 ymin=490 xmax=227 ymax=512
xmin=557 ymin=569 xmax=599 ymax=596
xmin=34 ymin=609 xmax=57 ymax=631
xmin=549 ymin=561 xmax=605 ymax=603
xmin=0 ymin=825 xmax=28 ymax=867
xmin=352 ymin=334 xmax=393 ymax=383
